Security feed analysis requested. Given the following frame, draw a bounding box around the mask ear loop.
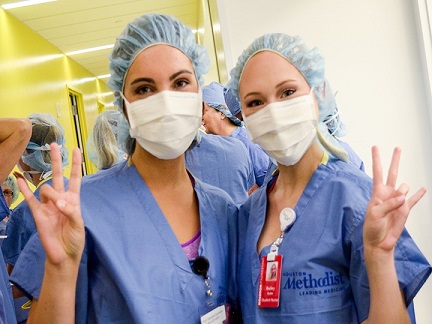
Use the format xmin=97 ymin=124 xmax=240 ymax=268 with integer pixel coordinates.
xmin=118 ymin=92 xmax=130 ymax=105
xmin=323 ymin=109 xmax=341 ymax=136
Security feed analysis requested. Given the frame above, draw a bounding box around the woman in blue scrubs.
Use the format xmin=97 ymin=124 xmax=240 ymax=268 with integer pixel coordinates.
xmin=227 ymin=33 xmax=431 ymax=323
xmin=12 ymin=14 xmax=238 ymax=323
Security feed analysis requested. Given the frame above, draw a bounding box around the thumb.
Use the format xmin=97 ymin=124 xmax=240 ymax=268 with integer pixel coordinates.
xmin=372 ymin=195 xmax=406 ymax=217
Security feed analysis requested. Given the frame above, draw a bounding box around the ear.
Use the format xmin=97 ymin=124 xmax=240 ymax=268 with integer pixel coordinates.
xmin=219 ymin=112 xmax=227 ymax=121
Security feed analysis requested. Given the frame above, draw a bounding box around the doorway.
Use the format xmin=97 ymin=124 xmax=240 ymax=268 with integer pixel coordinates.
xmin=68 ymin=89 xmax=88 ymax=176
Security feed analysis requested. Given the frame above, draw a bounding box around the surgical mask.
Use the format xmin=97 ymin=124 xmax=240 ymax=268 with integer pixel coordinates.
xmin=243 ymin=90 xmax=317 ymax=166
xmin=18 ymin=159 xmax=51 ymax=184
xmin=122 ymin=90 xmax=202 ymax=160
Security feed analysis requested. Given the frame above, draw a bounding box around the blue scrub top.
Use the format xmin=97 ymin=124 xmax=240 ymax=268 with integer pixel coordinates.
xmin=186 ymin=132 xmax=254 ymax=206
xmin=337 ymin=139 xmax=364 ymax=171
xmin=237 ymin=158 xmax=431 ymax=323
xmin=2 ymin=178 xmax=69 ymax=266
xmin=11 ymin=161 xmax=238 ymax=323
xmin=231 ymin=127 xmax=270 ymax=187
xmin=0 ymin=192 xmax=16 ymax=324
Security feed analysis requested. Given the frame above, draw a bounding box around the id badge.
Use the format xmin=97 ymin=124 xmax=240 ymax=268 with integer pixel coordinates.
xmin=200 ymin=304 xmax=226 ymax=324
xmin=258 ymin=254 xmax=283 ymax=308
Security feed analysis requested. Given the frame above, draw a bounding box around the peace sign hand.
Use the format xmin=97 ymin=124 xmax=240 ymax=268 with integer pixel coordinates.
xmin=363 ymin=146 xmax=426 ymax=255
xmin=17 ymin=143 xmax=85 ymax=267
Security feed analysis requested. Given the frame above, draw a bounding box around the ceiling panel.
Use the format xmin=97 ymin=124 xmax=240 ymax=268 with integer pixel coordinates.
xmin=1 ymin=0 xmax=200 ymax=78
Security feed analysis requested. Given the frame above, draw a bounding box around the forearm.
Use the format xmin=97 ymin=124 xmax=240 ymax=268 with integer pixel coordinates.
xmin=364 ymin=247 xmax=409 ymax=324
xmin=27 ymin=260 xmax=79 ymax=324
xmin=0 ymin=118 xmax=32 ymax=182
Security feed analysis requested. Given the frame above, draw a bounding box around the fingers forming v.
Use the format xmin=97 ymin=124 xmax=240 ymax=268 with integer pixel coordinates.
xmin=67 ymin=148 xmax=82 ymax=195
xmin=386 ymin=147 xmax=401 ymax=188
xmin=371 ymin=146 xmax=383 ymax=194
xmin=50 ymin=143 xmax=65 ymax=193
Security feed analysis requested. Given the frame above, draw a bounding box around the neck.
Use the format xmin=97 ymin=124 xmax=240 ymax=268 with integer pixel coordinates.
xmin=219 ymin=123 xmax=238 ymax=137
xmin=31 ymin=172 xmax=43 ymax=187
xmin=276 ymin=142 xmax=323 ymax=192
xmin=131 ymin=146 xmax=189 ymax=189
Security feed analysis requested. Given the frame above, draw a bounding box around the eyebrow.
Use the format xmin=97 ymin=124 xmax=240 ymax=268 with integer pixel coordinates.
xmin=129 ymin=70 xmax=193 ymax=86
xmin=130 ymin=77 xmax=155 ymax=86
xmin=243 ymin=79 xmax=296 ymax=100
xmin=169 ymin=69 xmax=193 ymax=81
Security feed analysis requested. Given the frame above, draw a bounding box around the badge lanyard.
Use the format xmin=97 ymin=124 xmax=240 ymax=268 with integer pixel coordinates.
xmin=192 ymin=256 xmax=229 ymax=324
xmin=258 ymin=207 xmax=296 ymax=308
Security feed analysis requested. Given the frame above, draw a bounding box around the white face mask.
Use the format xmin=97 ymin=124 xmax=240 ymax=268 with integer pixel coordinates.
xmin=123 ymin=90 xmax=202 ymax=160
xmin=243 ymin=90 xmax=317 ymax=166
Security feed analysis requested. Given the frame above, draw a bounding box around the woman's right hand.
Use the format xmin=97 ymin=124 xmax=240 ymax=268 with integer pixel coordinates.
xmin=17 ymin=143 xmax=85 ymax=267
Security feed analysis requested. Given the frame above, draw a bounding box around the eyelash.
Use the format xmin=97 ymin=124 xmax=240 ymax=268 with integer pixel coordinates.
xmin=282 ymin=89 xmax=295 ymax=97
xmin=174 ymin=79 xmax=190 ymax=88
xmin=246 ymin=100 xmax=263 ymax=108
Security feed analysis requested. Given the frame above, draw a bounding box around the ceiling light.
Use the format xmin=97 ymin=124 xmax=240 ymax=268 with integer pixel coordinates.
xmin=97 ymin=74 xmax=111 ymax=79
xmin=1 ymin=0 xmax=56 ymax=9
xmin=66 ymin=44 xmax=114 ymax=56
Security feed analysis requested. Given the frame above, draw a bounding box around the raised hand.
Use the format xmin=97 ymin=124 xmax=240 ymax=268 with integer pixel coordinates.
xmin=363 ymin=146 xmax=426 ymax=253
xmin=17 ymin=143 xmax=85 ymax=266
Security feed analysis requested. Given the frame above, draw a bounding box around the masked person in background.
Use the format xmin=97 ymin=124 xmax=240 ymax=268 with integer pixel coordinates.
xmin=227 ymin=33 xmax=431 ymax=323
xmin=1 ymin=113 xmax=68 ymax=324
xmin=0 ymin=175 xmax=20 ymax=244
xmin=12 ymin=14 xmax=238 ymax=324
xmin=86 ymin=110 xmax=127 ymax=170
xmin=2 ymin=113 xmax=69 ymax=275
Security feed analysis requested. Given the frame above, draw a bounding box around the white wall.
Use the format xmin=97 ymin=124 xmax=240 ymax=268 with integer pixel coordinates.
xmin=217 ymin=0 xmax=432 ymax=322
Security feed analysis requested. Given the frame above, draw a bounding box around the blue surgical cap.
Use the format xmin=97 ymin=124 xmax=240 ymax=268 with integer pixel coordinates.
xmin=22 ymin=113 xmax=68 ymax=172
xmin=1 ymin=175 xmax=19 ymax=204
xmin=108 ymin=13 xmax=210 ymax=111
xmin=202 ymin=82 xmax=242 ymax=127
xmin=227 ymin=33 xmax=348 ymax=161
xmin=223 ymin=86 xmax=241 ymax=116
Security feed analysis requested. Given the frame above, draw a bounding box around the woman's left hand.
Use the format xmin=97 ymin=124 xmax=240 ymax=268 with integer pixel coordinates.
xmin=363 ymin=146 xmax=426 ymax=254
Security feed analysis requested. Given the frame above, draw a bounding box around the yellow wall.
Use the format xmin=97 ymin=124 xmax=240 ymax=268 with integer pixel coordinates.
xmin=0 ymin=8 xmax=116 ymax=206
xmin=0 ymin=8 xmax=114 ymax=180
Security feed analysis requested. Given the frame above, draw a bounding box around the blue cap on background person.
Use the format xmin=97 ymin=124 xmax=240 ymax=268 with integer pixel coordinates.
xmin=22 ymin=113 xmax=68 ymax=177
xmin=1 ymin=176 xmax=19 ymax=205
xmin=223 ymin=86 xmax=241 ymax=117
xmin=202 ymin=82 xmax=242 ymax=127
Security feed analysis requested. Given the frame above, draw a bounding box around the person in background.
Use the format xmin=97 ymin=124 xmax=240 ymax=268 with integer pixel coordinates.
xmin=0 ymin=175 xmax=20 ymax=244
xmin=1 ymin=175 xmax=19 ymax=210
xmin=2 ymin=113 xmax=69 ymax=275
xmin=12 ymin=13 xmax=238 ymax=323
xmin=202 ymin=81 xmax=270 ymax=189
xmin=227 ymin=32 xmax=431 ymax=323
xmin=86 ymin=110 xmax=127 ymax=170
xmin=0 ymin=117 xmax=32 ymax=324
xmin=2 ymin=113 xmax=68 ymax=324
xmin=186 ymin=130 xmax=255 ymax=206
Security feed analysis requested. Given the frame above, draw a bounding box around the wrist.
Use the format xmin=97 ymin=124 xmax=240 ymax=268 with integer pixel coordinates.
xmin=44 ymin=259 xmax=80 ymax=281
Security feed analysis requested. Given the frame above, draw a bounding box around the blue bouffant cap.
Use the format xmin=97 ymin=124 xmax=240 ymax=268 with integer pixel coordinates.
xmin=108 ymin=13 xmax=210 ymax=111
